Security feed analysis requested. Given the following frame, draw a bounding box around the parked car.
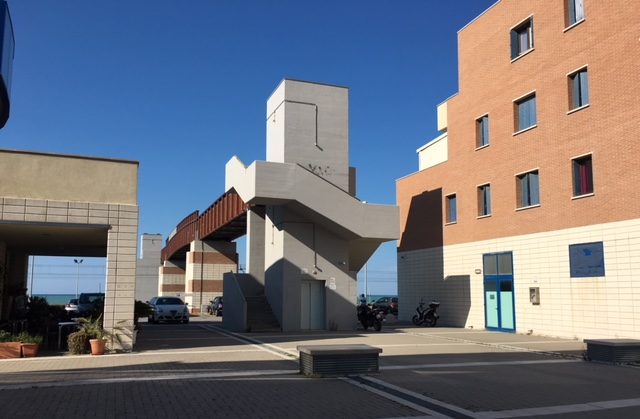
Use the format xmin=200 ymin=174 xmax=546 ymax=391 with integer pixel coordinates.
xmin=209 ymin=296 xmax=223 ymax=316
xmin=64 ymin=298 xmax=78 ymax=314
xmin=372 ymin=296 xmax=398 ymax=315
xmin=147 ymin=296 xmax=189 ymax=324
xmin=77 ymin=293 xmax=105 ymax=316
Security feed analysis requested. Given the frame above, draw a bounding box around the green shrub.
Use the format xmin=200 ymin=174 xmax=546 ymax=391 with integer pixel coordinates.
xmin=0 ymin=330 xmax=12 ymax=342
xmin=134 ymin=300 xmax=152 ymax=328
xmin=14 ymin=331 xmax=43 ymax=345
xmin=68 ymin=331 xmax=89 ymax=355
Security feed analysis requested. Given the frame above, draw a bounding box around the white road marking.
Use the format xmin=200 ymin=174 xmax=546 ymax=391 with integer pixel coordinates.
xmin=381 ymin=358 xmax=580 ymax=370
xmin=341 ymin=377 xmax=453 ymax=418
xmin=475 ymin=398 xmax=640 ymax=418
xmin=199 ymin=324 xmax=299 ymax=359
xmin=355 ymin=375 xmax=482 ymax=418
xmin=0 ymin=369 xmax=297 ymax=390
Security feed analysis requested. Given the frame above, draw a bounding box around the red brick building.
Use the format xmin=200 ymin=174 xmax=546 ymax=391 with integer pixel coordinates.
xmin=397 ymin=0 xmax=640 ymax=339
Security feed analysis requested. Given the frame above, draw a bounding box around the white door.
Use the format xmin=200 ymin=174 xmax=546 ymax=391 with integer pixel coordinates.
xmin=300 ymin=280 xmax=325 ymax=330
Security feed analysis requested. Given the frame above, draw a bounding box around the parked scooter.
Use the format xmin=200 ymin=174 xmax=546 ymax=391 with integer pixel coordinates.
xmin=357 ymin=295 xmax=385 ymax=331
xmin=412 ymin=299 xmax=440 ymax=327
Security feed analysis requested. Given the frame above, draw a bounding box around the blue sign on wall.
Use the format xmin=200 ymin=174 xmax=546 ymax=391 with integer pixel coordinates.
xmin=569 ymin=241 xmax=605 ymax=278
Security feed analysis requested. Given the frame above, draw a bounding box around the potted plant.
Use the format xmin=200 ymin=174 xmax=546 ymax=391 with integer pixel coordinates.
xmin=77 ymin=315 xmax=121 ymax=356
xmin=14 ymin=331 xmax=44 ymax=358
xmin=0 ymin=330 xmax=44 ymax=358
xmin=0 ymin=330 xmax=22 ymax=359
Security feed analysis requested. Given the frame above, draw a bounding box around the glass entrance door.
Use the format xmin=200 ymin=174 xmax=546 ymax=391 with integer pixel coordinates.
xmin=483 ymin=252 xmax=515 ymax=332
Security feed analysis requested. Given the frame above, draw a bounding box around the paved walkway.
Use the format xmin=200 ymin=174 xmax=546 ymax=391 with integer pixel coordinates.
xmin=1 ymin=317 xmax=639 ymax=418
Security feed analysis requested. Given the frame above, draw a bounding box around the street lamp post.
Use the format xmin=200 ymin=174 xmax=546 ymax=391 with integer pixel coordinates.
xmin=74 ymin=259 xmax=83 ymax=299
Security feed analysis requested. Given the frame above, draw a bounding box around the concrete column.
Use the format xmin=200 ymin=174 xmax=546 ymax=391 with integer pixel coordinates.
xmin=0 ymin=242 xmax=5 ymax=319
xmin=185 ymin=240 xmax=237 ymax=314
xmin=135 ymin=233 xmax=162 ymax=302
xmin=2 ymin=250 xmax=28 ymax=320
xmin=103 ymin=204 xmax=139 ymax=351
xmin=158 ymin=260 xmax=185 ymax=296
xmin=246 ymin=206 xmax=266 ymax=286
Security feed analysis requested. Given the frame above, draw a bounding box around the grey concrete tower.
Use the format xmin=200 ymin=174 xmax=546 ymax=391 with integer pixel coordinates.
xmin=226 ymin=79 xmax=398 ymax=331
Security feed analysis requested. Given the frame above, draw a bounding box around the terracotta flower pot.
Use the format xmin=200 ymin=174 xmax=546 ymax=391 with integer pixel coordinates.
xmin=20 ymin=343 xmax=39 ymax=358
xmin=89 ymin=339 xmax=106 ymax=356
xmin=0 ymin=342 xmax=22 ymax=359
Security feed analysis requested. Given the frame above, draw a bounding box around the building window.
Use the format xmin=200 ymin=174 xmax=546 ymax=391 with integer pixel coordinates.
xmin=510 ymin=18 xmax=533 ymax=60
xmin=569 ymin=68 xmax=589 ymax=110
xmin=569 ymin=242 xmax=604 ymax=277
xmin=572 ymin=155 xmax=593 ymax=196
xmin=514 ymin=94 xmax=537 ymax=132
xmin=516 ymin=170 xmax=540 ymax=208
xmin=477 ymin=184 xmax=491 ymax=217
xmin=566 ymin=0 xmax=585 ymax=26
xmin=446 ymin=194 xmax=457 ymax=224
xmin=476 ymin=115 xmax=490 ymax=148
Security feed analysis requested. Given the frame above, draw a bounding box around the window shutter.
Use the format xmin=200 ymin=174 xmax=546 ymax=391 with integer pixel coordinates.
xmin=573 ymin=160 xmax=582 ymax=195
xmin=575 ymin=0 xmax=585 ymax=21
xmin=571 ymin=74 xmax=580 ymax=108
xmin=482 ymin=116 xmax=489 ymax=145
xmin=579 ymin=70 xmax=589 ymax=105
xmin=530 ymin=172 xmax=540 ymax=205
xmin=530 ymin=96 xmax=537 ymax=126
xmin=568 ymin=0 xmax=576 ymax=24
xmin=521 ymin=176 xmax=529 ymax=206
xmin=518 ymin=102 xmax=526 ymax=130
xmin=510 ymin=30 xmax=518 ymax=59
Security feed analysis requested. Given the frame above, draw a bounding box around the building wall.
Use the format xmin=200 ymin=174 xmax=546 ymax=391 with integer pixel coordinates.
xmin=397 ymin=0 xmax=640 ymax=340
xmin=417 ymin=133 xmax=448 ymax=172
xmin=135 ymin=234 xmax=162 ymax=302
xmin=399 ymin=218 xmax=640 ymax=339
xmin=266 ymin=79 xmax=350 ymax=192
xmin=0 ymin=150 xmax=138 ymax=205
xmin=185 ymin=240 xmax=237 ymax=312
xmin=264 ymin=205 xmax=358 ymax=331
xmin=158 ymin=262 xmax=185 ymax=295
xmin=398 ymin=0 xmax=640 ymax=251
xmin=0 ymin=197 xmax=139 ymax=348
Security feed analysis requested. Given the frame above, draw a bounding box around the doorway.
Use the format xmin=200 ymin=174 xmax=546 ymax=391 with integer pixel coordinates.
xmin=300 ymin=280 xmax=325 ymax=330
xmin=483 ymin=252 xmax=515 ymax=332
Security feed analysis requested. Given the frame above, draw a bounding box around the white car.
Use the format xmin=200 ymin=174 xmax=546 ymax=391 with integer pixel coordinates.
xmin=64 ymin=298 xmax=78 ymax=314
xmin=147 ymin=296 xmax=189 ymax=324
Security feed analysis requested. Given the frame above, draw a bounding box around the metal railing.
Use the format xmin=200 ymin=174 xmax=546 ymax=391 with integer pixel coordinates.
xmin=161 ymin=190 xmax=248 ymax=262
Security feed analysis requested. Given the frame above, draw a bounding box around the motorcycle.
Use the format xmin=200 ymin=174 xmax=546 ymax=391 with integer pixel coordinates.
xmin=412 ymin=299 xmax=440 ymax=327
xmin=357 ymin=302 xmax=385 ymax=331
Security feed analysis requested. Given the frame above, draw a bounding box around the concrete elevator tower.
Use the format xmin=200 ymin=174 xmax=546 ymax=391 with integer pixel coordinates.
xmin=225 ymin=79 xmax=398 ymax=331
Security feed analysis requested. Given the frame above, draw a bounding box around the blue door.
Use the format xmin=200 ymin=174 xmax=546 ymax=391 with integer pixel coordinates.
xmin=483 ymin=252 xmax=515 ymax=332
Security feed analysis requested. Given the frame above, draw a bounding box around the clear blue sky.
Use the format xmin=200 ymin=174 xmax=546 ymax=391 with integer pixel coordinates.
xmin=2 ymin=0 xmax=496 ymax=295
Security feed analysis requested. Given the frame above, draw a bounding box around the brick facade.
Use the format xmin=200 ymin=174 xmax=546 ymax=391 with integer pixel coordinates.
xmin=398 ymin=0 xmax=640 ymax=250
xmin=397 ymin=0 xmax=640 ymax=340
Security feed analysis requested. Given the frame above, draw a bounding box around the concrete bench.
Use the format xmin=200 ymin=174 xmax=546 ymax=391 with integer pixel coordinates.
xmin=585 ymin=339 xmax=640 ymax=364
xmin=297 ymin=344 xmax=382 ymax=376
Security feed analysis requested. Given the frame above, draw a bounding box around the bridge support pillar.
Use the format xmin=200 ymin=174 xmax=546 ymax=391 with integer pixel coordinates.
xmin=186 ymin=240 xmax=237 ymax=314
xmin=246 ymin=206 xmax=266 ymax=287
xmin=158 ymin=260 xmax=185 ymax=298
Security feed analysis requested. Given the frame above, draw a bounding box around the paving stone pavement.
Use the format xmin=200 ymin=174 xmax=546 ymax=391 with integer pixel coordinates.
xmin=1 ymin=317 xmax=640 ymax=418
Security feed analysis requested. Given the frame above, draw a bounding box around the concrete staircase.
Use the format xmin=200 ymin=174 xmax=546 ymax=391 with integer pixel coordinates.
xmin=246 ymin=295 xmax=280 ymax=332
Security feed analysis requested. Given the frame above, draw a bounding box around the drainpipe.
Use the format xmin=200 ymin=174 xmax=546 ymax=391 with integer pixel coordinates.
xmin=266 ymin=99 xmax=319 ymax=148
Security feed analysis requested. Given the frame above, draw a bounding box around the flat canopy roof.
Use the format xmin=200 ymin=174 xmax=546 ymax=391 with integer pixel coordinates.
xmin=0 ymin=221 xmax=109 ymax=256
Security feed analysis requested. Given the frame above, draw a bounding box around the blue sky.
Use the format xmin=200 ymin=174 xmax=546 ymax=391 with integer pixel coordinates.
xmin=2 ymin=0 xmax=496 ymax=295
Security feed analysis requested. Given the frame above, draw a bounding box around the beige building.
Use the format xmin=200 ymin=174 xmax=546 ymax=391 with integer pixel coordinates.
xmin=0 ymin=149 xmax=139 ymax=349
xmin=397 ymin=0 xmax=640 ymax=340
